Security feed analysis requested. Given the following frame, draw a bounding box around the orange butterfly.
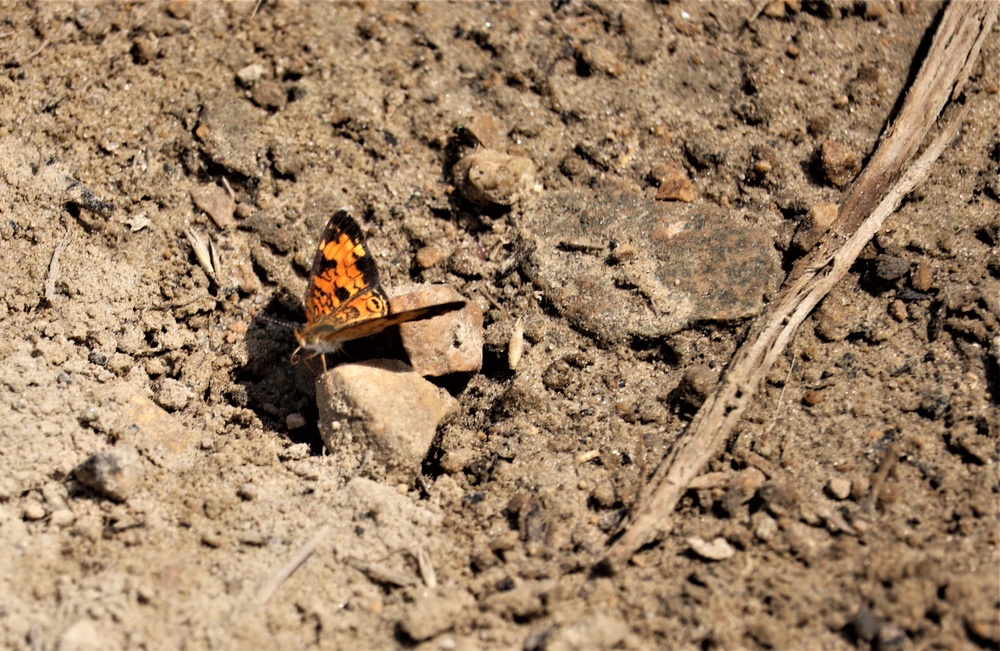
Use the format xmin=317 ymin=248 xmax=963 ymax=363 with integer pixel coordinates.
xmin=292 ymin=210 xmax=464 ymax=364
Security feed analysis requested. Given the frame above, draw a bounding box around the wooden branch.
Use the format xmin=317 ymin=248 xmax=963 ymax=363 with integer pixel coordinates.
xmin=599 ymin=0 xmax=997 ymax=572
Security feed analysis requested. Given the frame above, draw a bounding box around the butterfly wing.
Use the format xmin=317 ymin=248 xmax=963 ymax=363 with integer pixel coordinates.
xmin=321 ymin=301 xmax=467 ymax=343
xmin=294 ymin=209 xmax=467 ymax=359
xmin=303 ymin=209 xmax=388 ymax=327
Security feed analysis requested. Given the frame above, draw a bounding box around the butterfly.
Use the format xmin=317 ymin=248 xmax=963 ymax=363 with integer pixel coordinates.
xmin=292 ymin=209 xmax=465 ymax=364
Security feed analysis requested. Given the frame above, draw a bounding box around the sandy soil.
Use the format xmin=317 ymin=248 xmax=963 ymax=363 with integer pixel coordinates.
xmin=1 ymin=1 xmax=998 ymax=649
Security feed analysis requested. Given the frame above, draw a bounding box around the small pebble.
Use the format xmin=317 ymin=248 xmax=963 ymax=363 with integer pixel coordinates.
xmin=851 ymin=476 xmax=870 ymax=500
xmin=235 ymin=63 xmax=266 ymax=87
xmin=827 ymin=477 xmax=852 ymax=500
xmin=818 ymin=139 xmax=860 ymax=188
xmin=74 ymin=447 xmax=145 ymax=502
xmin=153 ymin=377 xmax=193 ymax=411
xmin=23 ymin=500 xmax=47 ymax=521
xmin=270 ymin=144 xmax=304 ymax=178
xmin=439 ymin=448 xmax=474 ymax=474
xmin=802 ymin=389 xmax=825 ymax=406
xmin=461 ymin=113 xmax=506 ymax=150
xmin=452 ymin=149 xmax=535 ymax=206
xmin=252 ymin=80 xmax=287 ymax=111
xmin=863 ymin=0 xmax=887 ymax=20
xmin=590 ymin=481 xmax=616 ymax=509
xmin=49 ymin=508 xmax=76 ymax=528
xmin=753 ymin=513 xmax=779 ymax=542
xmin=166 ymin=0 xmax=190 ymax=19
xmin=889 ymin=299 xmax=907 ymax=322
xmin=852 ymin=607 xmax=880 ymax=643
xmin=875 ymin=254 xmax=909 ymax=282
xmin=285 ymin=413 xmax=306 ymax=430
xmin=792 ymin=202 xmax=839 ymax=253
xmin=415 ymin=244 xmax=451 ymax=269
xmin=190 ymin=184 xmax=236 ymax=230
xmin=677 ymin=364 xmax=717 ymax=410
xmin=687 ymin=535 xmax=736 ymax=561
xmin=131 ymin=35 xmax=158 ymax=65
xmin=815 ymin=298 xmax=850 ymax=342
xmin=911 ymin=261 xmax=933 ymax=291
xmin=651 ymin=163 xmax=695 ymax=202
xmin=762 ymin=0 xmax=787 ymax=19
xmin=576 ymin=43 xmax=625 ymax=77
xmin=877 ymin=624 xmax=907 ymax=650
xmin=57 ymin=619 xmax=104 ymax=651
xmin=852 ymin=518 xmax=872 ymax=535
xmin=489 ymin=530 xmax=520 ymax=553
xmin=201 ymin=531 xmax=223 ymax=548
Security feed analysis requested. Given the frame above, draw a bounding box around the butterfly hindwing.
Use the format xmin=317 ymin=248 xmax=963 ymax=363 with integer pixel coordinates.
xmin=321 ymin=301 xmax=467 ymax=343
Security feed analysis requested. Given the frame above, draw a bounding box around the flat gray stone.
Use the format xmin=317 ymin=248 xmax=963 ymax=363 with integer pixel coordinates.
xmin=196 ymin=98 xmax=267 ymax=178
xmin=520 ymin=192 xmax=781 ymax=345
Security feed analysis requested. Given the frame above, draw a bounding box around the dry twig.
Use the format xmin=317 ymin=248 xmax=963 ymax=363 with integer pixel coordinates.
xmin=863 ymin=440 xmax=902 ymax=515
xmin=257 ymin=525 xmax=330 ymax=604
xmin=600 ymin=1 xmax=998 ymax=571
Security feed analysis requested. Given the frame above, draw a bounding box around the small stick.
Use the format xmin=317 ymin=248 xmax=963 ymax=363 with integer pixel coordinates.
xmin=344 ymin=556 xmax=417 ymax=588
xmin=257 ymin=525 xmax=330 ymax=604
xmin=863 ymin=440 xmax=901 ymax=515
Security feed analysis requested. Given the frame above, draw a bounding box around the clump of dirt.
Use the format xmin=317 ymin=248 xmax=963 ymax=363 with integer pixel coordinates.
xmin=0 ymin=2 xmax=997 ymax=650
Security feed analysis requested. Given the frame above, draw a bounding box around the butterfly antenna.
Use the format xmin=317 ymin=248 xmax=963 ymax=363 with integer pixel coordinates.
xmin=257 ymin=313 xmax=299 ymax=330
xmin=231 ymin=301 xmax=301 ymax=330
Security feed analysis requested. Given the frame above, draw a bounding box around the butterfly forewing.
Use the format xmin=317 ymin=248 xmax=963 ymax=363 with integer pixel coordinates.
xmin=303 ymin=210 xmax=384 ymax=325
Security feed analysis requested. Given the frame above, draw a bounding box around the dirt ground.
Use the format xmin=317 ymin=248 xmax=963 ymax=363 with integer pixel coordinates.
xmin=1 ymin=1 xmax=998 ymax=649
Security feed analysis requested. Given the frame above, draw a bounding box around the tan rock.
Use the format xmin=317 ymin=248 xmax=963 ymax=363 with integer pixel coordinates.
xmin=317 ymin=360 xmax=458 ymax=484
xmin=792 ymin=201 xmax=839 ymax=253
xmin=393 ymin=285 xmax=483 ymax=376
xmin=818 ymin=139 xmax=860 ymax=188
xmin=190 ymin=183 xmax=235 ymax=230
xmin=911 ymin=261 xmax=933 ymax=291
xmin=651 ymin=163 xmax=695 ymax=202
xmin=453 ymin=149 xmax=535 ymax=206
xmin=74 ymin=447 xmax=144 ymax=503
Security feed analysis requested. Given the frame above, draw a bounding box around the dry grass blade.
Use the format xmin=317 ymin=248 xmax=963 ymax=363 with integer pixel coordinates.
xmin=44 ymin=236 xmax=70 ymax=304
xmin=257 ymin=525 xmax=330 ymax=605
xmin=185 ymin=227 xmax=219 ymax=285
xmin=599 ymin=0 xmax=998 ymax=572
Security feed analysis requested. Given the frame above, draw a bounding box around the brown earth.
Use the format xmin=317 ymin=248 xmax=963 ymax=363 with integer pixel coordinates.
xmin=1 ymin=1 xmax=998 ymax=650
